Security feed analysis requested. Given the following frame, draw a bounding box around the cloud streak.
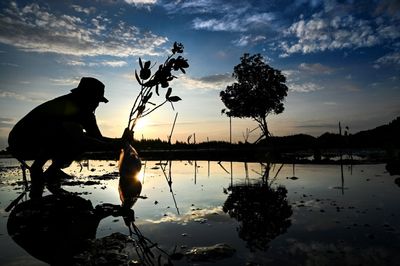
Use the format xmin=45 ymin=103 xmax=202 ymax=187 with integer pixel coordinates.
xmin=192 ymin=12 xmax=275 ymax=32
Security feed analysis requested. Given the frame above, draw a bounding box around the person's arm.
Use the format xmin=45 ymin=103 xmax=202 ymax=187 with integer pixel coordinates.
xmin=82 ymin=113 xmax=122 ymax=150
xmin=84 ymin=113 xmax=134 ymax=150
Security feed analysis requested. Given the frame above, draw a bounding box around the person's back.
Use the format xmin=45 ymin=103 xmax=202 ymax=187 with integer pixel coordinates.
xmin=9 ymin=93 xmax=94 ymax=157
xmin=8 ymin=77 xmax=130 ymax=198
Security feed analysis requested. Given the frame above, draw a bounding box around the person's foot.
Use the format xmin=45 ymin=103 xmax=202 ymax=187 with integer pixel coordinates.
xmin=44 ymin=167 xmax=73 ymax=180
xmin=43 ymin=166 xmax=72 ymax=195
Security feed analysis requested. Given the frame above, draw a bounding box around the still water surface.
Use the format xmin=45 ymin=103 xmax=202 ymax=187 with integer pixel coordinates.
xmin=0 ymin=159 xmax=399 ymax=265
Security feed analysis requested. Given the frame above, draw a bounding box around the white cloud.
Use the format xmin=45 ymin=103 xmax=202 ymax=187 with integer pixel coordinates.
xmin=288 ymin=82 xmax=322 ymax=92
xmin=0 ymin=90 xmax=47 ymax=102
xmin=283 ymin=68 xmax=323 ymax=93
xmin=0 ymin=117 xmax=15 ymax=128
xmin=192 ymin=11 xmax=276 ymax=32
xmin=162 ymin=0 xmax=249 ymax=15
xmin=71 ymin=4 xmax=96 ymax=15
xmin=124 ymin=0 xmax=157 ymax=4
xmin=245 ymin=12 xmax=275 ymax=25
xmin=49 ymin=77 xmax=80 ymax=85
xmin=64 ymin=59 xmax=128 ymax=67
xmin=282 ymin=70 xmax=300 ymax=79
xmin=232 ymin=35 xmax=266 ymax=47
xmin=375 ymin=52 xmax=400 ymax=66
xmin=193 ymin=16 xmax=244 ymax=32
xmin=281 ymin=12 xmax=399 ymax=56
xmin=0 ymin=2 xmax=168 ymax=57
xmin=176 ymin=73 xmax=234 ymax=90
xmin=65 ymin=60 xmax=86 ymax=66
xmin=298 ymin=63 xmax=335 ymax=74
xmin=99 ymin=61 xmax=128 ymax=67
xmin=88 ymin=61 xmax=128 ymax=67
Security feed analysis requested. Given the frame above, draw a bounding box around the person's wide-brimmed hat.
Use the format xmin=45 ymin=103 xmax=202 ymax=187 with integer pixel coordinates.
xmin=71 ymin=77 xmax=108 ymax=103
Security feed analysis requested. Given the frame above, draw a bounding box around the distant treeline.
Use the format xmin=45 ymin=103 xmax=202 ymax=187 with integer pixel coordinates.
xmin=134 ymin=116 xmax=400 ymax=151
xmin=1 ymin=117 xmax=399 ymax=160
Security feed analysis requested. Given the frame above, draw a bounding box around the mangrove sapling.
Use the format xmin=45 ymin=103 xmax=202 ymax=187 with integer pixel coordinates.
xmin=127 ymin=41 xmax=189 ymax=132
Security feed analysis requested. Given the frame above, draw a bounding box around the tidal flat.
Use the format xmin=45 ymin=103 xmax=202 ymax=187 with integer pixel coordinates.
xmin=0 ymin=158 xmax=399 ymax=265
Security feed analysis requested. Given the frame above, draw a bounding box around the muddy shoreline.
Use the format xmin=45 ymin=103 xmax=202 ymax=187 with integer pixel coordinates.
xmin=0 ymin=147 xmax=396 ymax=164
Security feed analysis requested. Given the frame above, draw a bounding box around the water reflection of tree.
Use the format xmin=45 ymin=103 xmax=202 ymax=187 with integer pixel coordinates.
xmin=223 ymin=175 xmax=292 ymax=251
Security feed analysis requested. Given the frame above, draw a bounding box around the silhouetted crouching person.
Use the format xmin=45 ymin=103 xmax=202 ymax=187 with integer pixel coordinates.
xmin=8 ymin=77 xmax=131 ymax=198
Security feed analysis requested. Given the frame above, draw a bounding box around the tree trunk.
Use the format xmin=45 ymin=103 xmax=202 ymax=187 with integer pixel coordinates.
xmin=254 ymin=116 xmax=270 ymax=144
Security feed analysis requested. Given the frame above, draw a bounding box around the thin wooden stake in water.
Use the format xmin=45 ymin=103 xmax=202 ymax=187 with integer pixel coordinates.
xmin=194 ymin=161 xmax=197 ymax=184
xmin=339 ymin=121 xmax=344 ymax=195
xmin=230 ymin=161 xmax=233 ymax=187
xmin=168 ymin=112 xmax=178 ymax=145
xmin=293 ymin=162 xmax=295 ymax=177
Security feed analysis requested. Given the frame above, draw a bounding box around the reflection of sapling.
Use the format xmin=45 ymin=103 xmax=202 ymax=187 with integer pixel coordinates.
xmin=127 ymin=41 xmax=189 ymax=131
xmin=118 ymin=143 xmax=142 ymax=209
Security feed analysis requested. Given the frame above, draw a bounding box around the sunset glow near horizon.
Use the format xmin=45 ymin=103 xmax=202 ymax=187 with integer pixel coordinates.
xmin=0 ymin=0 xmax=399 ymax=150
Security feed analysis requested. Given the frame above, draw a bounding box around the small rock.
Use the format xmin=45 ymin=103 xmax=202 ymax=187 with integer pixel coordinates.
xmin=185 ymin=243 xmax=236 ymax=262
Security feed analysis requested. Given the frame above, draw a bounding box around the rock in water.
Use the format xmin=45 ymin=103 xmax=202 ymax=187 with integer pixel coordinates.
xmin=185 ymin=243 xmax=236 ymax=262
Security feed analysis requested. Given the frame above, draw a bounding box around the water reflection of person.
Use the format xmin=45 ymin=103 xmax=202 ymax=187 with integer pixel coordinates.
xmin=7 ymin=194 xmax=134 ymax=265
xmin=7 ymin=77 xmax=133 ymax=198
xmin=223 ymin=180 xmax=292 ymax=251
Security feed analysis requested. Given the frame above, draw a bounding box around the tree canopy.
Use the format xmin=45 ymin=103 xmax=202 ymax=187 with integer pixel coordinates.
xmin=220 ymin=53 xmax=288 ymax=141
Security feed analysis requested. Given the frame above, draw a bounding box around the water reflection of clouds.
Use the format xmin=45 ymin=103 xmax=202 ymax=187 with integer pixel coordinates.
xmin=142 ymin=206 xmax=228 ymax=224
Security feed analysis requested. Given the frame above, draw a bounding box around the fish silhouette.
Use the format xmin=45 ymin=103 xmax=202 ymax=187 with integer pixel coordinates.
xmin=118 ymin=143 xmax=142 ymax=209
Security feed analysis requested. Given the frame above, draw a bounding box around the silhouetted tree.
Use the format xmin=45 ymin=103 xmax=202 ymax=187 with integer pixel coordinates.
xmin=220 ymin=53 xmax=288 ymax=143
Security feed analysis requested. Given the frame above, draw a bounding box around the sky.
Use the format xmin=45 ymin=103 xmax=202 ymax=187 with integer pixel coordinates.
xmin=0 ymin=0 xmax=399 ymax=149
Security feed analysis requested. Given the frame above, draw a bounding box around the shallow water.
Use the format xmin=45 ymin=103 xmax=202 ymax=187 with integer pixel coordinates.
xmin=0 ymin=158 xmax=399 ymax=265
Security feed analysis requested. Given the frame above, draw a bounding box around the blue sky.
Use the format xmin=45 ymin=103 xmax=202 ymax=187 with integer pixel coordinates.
xmin=0 ymin=0 xmax=399 ymax=149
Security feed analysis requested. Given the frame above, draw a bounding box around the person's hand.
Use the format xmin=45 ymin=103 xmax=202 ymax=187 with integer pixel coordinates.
xmin=121 ymin=128 xmax=134 ymax=145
